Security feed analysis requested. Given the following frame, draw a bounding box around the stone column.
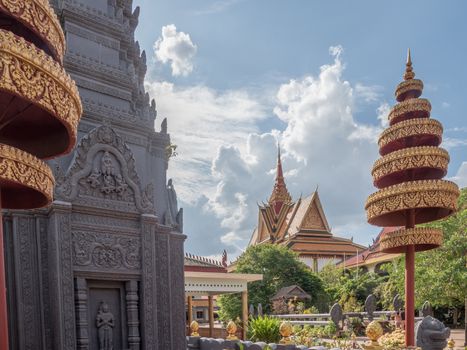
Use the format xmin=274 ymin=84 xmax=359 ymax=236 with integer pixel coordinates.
xmin=48 ymin=201 xmax=75 ymax=350
xmin=187 ymin=296 xmax=193 ymax=335
xmin=241 ymin=291 xmax=248 ymax=340
xmin=208 ymin=296 xmax=214 ymax=338
xmin=126 ymin=280 xmax=140 ymax=349
xmin=140 ymin=214 xmax=158 ymax=349
xmin=75 ymin=278 xmax=89 ymax=350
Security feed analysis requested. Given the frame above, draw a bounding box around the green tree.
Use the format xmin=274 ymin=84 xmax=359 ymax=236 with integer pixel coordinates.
xmin=218 ymin=244 xmax=326 ymax=322
xmin=319 ymin=263 xmax=383 ymax=311
xmin=377 ymin=187 xmax=467 ymax=316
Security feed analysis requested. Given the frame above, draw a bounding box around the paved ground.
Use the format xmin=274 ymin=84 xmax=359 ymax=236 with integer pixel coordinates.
xmin=450 ymin=329 xmax=466 ymax=349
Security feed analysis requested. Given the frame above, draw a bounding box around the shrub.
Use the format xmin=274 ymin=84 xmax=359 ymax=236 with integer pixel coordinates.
xmin=247 ymin=315 xmax=281 ymax=343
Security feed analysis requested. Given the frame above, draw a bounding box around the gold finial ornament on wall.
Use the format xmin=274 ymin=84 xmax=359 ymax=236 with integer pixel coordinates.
xmin=226 ymin=320 xmax=238 ymax=340
xmin=190 ymin=320 xmax=200 ymax=337
xmin=279 ymin=321 xmax=294 ymax=344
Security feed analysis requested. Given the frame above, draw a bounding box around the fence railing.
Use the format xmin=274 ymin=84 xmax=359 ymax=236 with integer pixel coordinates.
xmin=272 ymin=293 xmax=433 ymax=329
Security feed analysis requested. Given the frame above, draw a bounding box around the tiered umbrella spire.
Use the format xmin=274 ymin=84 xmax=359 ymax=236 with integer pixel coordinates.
xmin=365 ymin=50 xmax=459 ymax=346
xmin=0 ymin=1 xmax=82 ymax=347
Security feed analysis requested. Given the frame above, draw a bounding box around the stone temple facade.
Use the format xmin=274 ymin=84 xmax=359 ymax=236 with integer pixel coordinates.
xmin=2 ymin=0 xmax=186 ymax=349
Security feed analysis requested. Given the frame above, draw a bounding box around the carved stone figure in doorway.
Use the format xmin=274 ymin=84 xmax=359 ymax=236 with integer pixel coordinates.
xmin=96 ymin=302 xmax=115 ymax=350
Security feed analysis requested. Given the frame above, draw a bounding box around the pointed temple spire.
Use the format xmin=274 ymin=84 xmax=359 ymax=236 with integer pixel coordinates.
xmin=269 ymin=144 xmax=292 ymax=213
xmin=404 ymin=48 xmax=415 ymax=81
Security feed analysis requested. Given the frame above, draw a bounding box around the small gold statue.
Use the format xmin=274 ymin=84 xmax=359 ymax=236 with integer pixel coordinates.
xmin=190 ymin=320 xmax=200 ymax=337
xmin=279 ymin=321 xmax=293 ymax=345
xmin=361 ymin=321 xmax=383 ymax=350
xmin=226 ymin=321 xmax=238 ymax=340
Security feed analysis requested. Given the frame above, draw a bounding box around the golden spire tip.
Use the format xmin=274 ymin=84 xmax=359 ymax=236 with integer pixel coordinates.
xmin=404 ymin=48 xmax=415 ymax=81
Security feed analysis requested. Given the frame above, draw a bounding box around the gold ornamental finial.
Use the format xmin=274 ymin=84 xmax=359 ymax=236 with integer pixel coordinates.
xmin=361 ymin=321 xmax=383 ymax=350
xmin=190 ymin=320 xmax=200 ymax=337
xmin=279 ymin=321 xmax=294 ymax=344
xmin=226 ymin=321 xmax=238 ymax=340
xmin=404 ymin=48 xmax=415 ymax=80
xmin=447 ymin=338 xmax=455 ymax=349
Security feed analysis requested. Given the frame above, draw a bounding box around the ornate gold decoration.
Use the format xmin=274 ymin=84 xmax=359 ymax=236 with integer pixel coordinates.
xmin=0 ymin=0 xmax=65 ymax=62
xmin=378 ymin=118 xmax=443 ymax=152
xmin=380 ymin=227 xmax=442 ymax=253
xmin=395 ymin=79 xmax=423 ymax=101
xmin=372 ymin=146 xmax=449 ymax=185
xmin=447 ymin=338 xmax=455 ymax=350
xmin=388 ymin=98 xmax=431 ymax=124
xmin=0 ymin=143 xmax=54 ymax=208
xmin=361 ymin=321 xmax=384 ymax=350
xmin=226 ymin=321 xmax=238 ymax=340
xmin=279 ymin=321 xmax=293 ymax=344
xmin=0 ymin=29 xmax=82 ymax=155
xmin=404 ymin=48 xmax=415 ymax=81
xmin=365 ymin=179 xmax=459 ymax=226
xmin=190 ymin=320 xmax=200 ymax=337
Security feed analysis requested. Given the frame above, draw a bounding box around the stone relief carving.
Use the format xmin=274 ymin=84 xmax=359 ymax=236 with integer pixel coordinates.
xmin=73 ymin=231 xmax=141 ymax=270
xmin=97 ymin=302 xmax=115 ymax=350
xmin=56 ymin=125 xmax=154 ymax=213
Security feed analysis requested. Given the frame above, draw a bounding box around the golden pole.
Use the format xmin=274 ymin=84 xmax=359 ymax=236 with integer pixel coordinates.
xmin=208 ymin=295 xmax=214 ymax=338
xmin=187 ymin=296 xmax=193 ymax=335
xmin=242 ymin=291 xmax=248 ymax=340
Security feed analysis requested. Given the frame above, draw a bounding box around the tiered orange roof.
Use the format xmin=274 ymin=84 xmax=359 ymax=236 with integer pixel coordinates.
xmin=339 ymin=227 xmax=402 ymax=270
xmin=249 ymin=147 xmax=365 ymax=265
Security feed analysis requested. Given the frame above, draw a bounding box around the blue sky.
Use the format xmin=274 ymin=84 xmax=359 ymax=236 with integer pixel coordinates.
xmin=134 ymin=0 xmax=467 ymax=260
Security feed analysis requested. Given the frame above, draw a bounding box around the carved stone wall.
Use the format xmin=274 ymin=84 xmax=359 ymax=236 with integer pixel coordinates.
xmin=4 ymin=0 xmax=186 ymax=349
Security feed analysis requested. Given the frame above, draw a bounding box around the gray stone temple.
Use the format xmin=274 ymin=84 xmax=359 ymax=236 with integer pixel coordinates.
xmin=2 ymin=0 xmax=186 ymax=349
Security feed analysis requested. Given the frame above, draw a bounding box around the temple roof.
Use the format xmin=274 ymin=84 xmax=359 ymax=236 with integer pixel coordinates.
xmin=249 ymin=148 xmax=365 ymax=257
xmin=339 ymin=227 xmax=402 ymax=269
xmin=184 ymin=253 xmax=227 ymax=272
xmin=268 ymin=146 xmax=292 ymax=214
xmin=271 ymin=285 xmax=311 ymax=301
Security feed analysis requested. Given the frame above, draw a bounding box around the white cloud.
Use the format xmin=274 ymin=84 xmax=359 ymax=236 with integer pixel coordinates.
xmin=194 ymin=0 xmax=243 ymax=15
xmin=442 ymin=137 xmax=467 ymax=150
xmin=147 ymin=45 xmax=392 ymax=258
xmin=145 ymin=81 xmax=269 ymax=203
xmin=200 ymin=46 xmax=381 ymax=254
xmin=449 ymin=162 xmax=467 ymax=188
xmin=154 ymin=24 xmax=197 ymax=76
xmin=376 ymin=102 xmax=391 ymax=128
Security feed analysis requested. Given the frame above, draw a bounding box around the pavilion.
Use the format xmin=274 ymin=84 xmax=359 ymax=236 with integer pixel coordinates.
xmin=184 ymin=253 xmax=262 ymax=339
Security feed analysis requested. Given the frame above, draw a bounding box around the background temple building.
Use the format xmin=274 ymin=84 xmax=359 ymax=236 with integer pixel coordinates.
xmin=2 ymin=0 xmax=186 ymax=349
xmin=248 ymin=148 xmax=365 ymax=271
xmin=338 ymin=227 xmax=402 ymax=275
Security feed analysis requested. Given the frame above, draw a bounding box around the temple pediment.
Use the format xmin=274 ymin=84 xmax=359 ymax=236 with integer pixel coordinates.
xmin=298 ymin=192 xmax=330 ymax=232
xmin=54 ymin=125 xmax=154 ymax=213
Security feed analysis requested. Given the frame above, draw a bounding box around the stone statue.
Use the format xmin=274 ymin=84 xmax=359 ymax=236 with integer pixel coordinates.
xmin=96 ymin=302 xmax=115 ymax=350
xmin=330 ymin=303 xmax=343 ymax=327
xmin=161 ymin=118 xmax=167 ymax=134
xmin=365 ymin=294 xmax=377 ymax=321
xmin=420 ymin=301 xmax=434 ymax=317
xmin=415 ymin=316 xmax=450 ymax=350
xmin=166 ymin=179 xmax=180 ymax=228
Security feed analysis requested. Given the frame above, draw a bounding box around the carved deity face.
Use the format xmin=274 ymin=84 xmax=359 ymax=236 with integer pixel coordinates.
xmin=101 ymin=303 xmax=109 ymax=313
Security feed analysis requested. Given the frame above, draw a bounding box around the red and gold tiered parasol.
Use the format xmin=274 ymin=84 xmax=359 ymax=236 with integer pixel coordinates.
xmin=365 ymin=50 xmax=459 ymax=346
xmin=0 ymin=1 xmax=82 ymax=347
